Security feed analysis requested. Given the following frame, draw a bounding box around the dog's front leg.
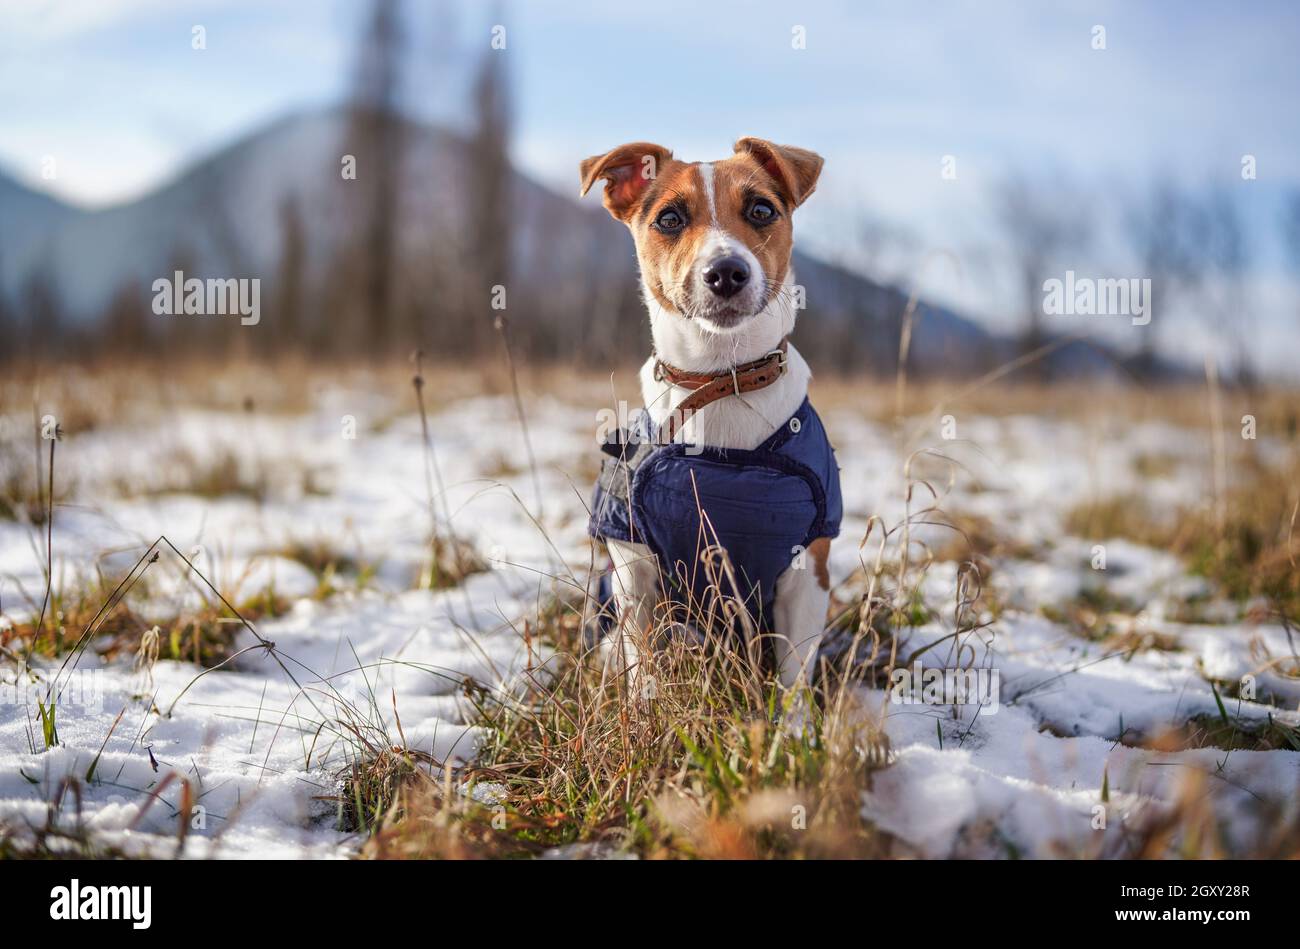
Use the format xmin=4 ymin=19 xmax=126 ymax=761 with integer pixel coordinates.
xmin=604 ymin=539 xmax=659 ymax=697
xmin=772 ymin=538 xmax=832 ymax=727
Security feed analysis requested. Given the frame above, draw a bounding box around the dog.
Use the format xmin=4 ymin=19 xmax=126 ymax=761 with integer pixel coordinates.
xmin=580 ymin=138 xmax=841 ymax=707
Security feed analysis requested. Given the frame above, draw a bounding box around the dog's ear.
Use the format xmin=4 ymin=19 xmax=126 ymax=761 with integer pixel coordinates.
xmin=734 ymin=138 xmax=823 ymax=208
xmin=579 ymin=142 xmax=673 ymax=221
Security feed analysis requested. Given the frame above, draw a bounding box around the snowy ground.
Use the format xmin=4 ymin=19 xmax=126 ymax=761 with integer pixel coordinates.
xmin=1 ymin=383 xmax=1296 ymax=858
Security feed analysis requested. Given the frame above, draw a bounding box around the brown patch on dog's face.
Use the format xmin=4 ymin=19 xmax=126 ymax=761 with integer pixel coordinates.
xmin=579 ymin=139 xmax=823 ymax=331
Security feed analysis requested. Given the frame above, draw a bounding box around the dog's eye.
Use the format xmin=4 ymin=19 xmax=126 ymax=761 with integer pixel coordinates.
xmin=745 ymin=199 xmax=777 ymax=226
xmin=653 ymin=208 xmax=685 ymax=233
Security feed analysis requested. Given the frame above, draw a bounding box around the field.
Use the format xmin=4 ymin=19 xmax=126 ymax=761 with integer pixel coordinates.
xmin=1 ymin=358 xmax=1297 ymax=858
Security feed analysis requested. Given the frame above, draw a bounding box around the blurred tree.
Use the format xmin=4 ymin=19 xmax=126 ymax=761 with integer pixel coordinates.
xmin=1196 ymin=185 xmax=1251 ymax=387
xmin=199 ymin=175 xmax=251 ymax=280
xmin=275 ymin=196 xmax=306 ymax=351
xmin=158 ymin=246 xmax=203 ymax=357
xmin=466 ymin=9 xmax=512 ymax=354
xmin=344 ymin=0 xmax=406 ymax=357
xmin=19 ymin=264 xmax=63 ymax=360
xmin=0 ymin=240 xmax=9 ymax=361
xmin=993 ymin=173 xmax=1092 ymax=379
xmin=102 ymin=281 xmax=152 ymax=356
xmin=1282 ymin=189 xmax=1300 ymax=314
xmin=1127 ymin=181 xmax=1205 ymax=377
xmin=853 ymin=207 xmax=921 ymax=287
xmin=410 ymin=0 xmax=462 ymax=355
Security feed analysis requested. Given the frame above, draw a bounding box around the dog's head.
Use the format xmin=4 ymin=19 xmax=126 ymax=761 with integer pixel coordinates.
xmin=579 ymin=138 xmax=822 ymax=333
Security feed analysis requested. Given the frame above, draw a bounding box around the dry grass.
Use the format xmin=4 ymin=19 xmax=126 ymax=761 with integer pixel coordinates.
xmin=5 ymin=352 xmax=1295 ymax=441
xmin=348 ymin=443 xmax=993 ymax=860
xmin=0 ymin=813 xmax=135 ymax=859
xmin=1 ymin=544 xmax=292 ymax=669
xmin=0 ymin=353 xmax=624 ymax=432
xmin=1065 ymin=450 xmax=1300 ymax=623
xmin=1143 ymin=711 xmax=1300 ymax=754
xmin=0 ymin=453 xmax=66 ymax=526
xmin=1 ymin=579 xmax=143 ymax=661
xmin=338 ymin=371 xmax=1300 ymax=860
xmin=346 ymin=596 xmax=897 ymax=859
xmin=4 ymin=355 xmax=1299 ymax=859
xmin=812 ymin=376 xmax=1300 ymax=435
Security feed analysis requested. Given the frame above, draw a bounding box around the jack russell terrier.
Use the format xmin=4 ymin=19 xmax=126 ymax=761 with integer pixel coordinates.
xmin=580 ymin=138 xmax=842 ymax=702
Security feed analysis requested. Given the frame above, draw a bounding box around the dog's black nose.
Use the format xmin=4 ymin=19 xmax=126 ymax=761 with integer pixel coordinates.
xmin=702 ymin=256 xmax=750 ymax=298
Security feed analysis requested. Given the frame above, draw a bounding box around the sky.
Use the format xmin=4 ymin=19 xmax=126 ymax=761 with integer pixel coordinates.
xmin=2 ymin=0 xmax=1298 ymax=374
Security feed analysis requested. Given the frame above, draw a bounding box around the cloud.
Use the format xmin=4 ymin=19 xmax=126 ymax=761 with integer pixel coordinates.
xmin=0 ymin=0 xmax=179 ymax=40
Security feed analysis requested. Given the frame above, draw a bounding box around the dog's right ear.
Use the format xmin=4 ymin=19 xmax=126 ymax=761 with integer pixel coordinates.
xmin=579 ymin=142 xmax=673 ymax=222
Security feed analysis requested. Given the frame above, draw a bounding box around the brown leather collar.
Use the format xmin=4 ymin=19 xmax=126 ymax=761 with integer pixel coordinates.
xmin=653 ymin=339 xmax=789 ymax=441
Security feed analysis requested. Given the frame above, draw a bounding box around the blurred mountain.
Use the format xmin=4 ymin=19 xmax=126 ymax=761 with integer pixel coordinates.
xmin=0 ymin=168 xmax=87 ymax=296
xmin=0 ymin=108 xmax=1128 ymax=376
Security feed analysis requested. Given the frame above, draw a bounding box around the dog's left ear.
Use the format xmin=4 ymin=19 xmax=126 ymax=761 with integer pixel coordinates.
xmin=734 ymin=138 xmax=823 ymax=208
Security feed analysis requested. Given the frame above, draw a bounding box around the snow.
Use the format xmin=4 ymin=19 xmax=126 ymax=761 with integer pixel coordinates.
xmin=1 ymin=388 xmax=1296 ymax=858
xmin=1 ymin=391 xmax=592 ymax=857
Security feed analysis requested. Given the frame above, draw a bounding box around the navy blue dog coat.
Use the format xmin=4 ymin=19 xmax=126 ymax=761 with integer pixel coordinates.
xmin=589 ymin=397 xmax=842 ymax=638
